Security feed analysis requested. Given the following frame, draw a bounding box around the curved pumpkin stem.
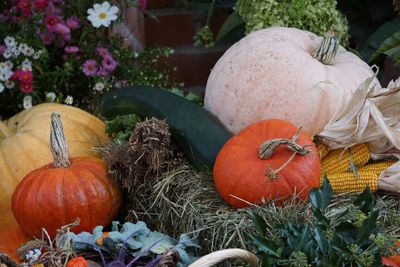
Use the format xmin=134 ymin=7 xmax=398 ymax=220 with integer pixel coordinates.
xmin=50 ymin=113 xmax=71 ymax=168
xmin=312 ymin=28 xmax=339 ymax=65
xmin=0 ymin=121 xmax=12 ymax=139
xmin=259 ymin=127 xmax=311 ymax=180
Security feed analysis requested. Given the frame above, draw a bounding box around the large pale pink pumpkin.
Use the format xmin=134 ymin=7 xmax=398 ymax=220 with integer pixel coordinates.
xmin=205 ymin=27 xmax=381 ymax=135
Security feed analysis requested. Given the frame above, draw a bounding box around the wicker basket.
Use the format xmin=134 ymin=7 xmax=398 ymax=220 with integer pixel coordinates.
xmin=188 ymin=249 xmax=259 ymax=267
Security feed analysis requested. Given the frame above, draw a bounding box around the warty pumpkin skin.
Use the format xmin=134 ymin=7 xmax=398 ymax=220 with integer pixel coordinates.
xmin=0 ymin=103 xmax=110 ymax=228
xmin=213 ymin=119 xmax=320 ymax=208
xmin=11 ymin=113 xmax=120 ymax=238
xmin=205 ymin=27 xmax=381 ymax=135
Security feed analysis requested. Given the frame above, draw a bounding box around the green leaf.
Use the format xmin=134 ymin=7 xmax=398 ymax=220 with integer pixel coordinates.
xmin=249 ymin=234 xmax=281 ymax=258
xmin=354 ymin=186 xmax=375 ymax=214
xmin=361 ymin=17 xmax=400 ymax=62
xmin=251 ymin=212 xmax=268 ymax=236
xmin=314 ymin=228 xmax=328 ymax=252
xmin=371 ymin=30 xmax=400 ymax=63
xmin=309 ymin=176 xmax=333 ymax=212
xmin=261 ymin=255 xmax=272 ymax=267
xmin=184 ymin=91 xmax=202 ymax=103
xmin=137 ymin=231 xmax=175 ymax=255
xmin=108 ymin=221 xmax=150 ymax=242
xmin=215 ymin=12 xmax=244 ymax=44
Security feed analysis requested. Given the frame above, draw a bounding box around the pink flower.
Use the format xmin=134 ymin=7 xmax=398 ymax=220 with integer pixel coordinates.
xmin=17 ymin=0 xmax=31 ymax=17
xmin=66 ymin=17 xmax=79 ymax=30
xmin=97 ymin=47 xmax=110 ymax=57
xmin=20 ymin=83 xmax=33 ymax=93
xmin=97 ymin=66 xmax=109 ymax=77
xmin=64 ymin=46 xmax=79 ymax=53
xmin=55 ymin=23 xmax=71 ymax=41
xmin=102 ymin=54 xmax=118 ymax=72
xmin=33 ymin=0 xmax=49 ymax=10
xmin=82 ymin=59 xmax=98 ymax=76
xmin=44 ymin=15 xmax=61 ymax=31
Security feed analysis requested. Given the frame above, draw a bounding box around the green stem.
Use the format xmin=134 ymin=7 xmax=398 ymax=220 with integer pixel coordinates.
xmin=50 ymin=113 xmax=71 ymax=168
xmin=0 ymin=121 xmax=12 ymax=139
xmin=312 ymin=30 xmax=339 ymax=65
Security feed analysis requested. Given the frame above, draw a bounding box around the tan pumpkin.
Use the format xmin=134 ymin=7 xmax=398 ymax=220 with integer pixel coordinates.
xmin=205 ymin=27 xmax=381 ymax=135
xmin=0 ymin=103 xmax=110 ymax=228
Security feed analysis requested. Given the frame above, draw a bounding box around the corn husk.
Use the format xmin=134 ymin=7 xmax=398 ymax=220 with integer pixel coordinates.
xmin=317 ymin=75 xmax=400 ymax=192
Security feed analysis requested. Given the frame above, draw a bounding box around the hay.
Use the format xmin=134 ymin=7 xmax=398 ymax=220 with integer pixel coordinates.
xmin=120 ymin=164 xmax=400 ymax=255
xmin=104 ymin=118 xmax=400 ymax=257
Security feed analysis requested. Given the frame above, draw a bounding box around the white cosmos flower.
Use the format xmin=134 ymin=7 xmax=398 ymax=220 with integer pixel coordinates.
xmin=4 ymin=36 xmax=16 ymax=48
xmin=46 ymin=92 xmax=56 ymax=102
xmin=5 ymin=80 xmax=15 ymax=89
xmin=94 ymin=82 xmax=105 ymax=92
xmin=64 ymin=95 xmax=73 ymax=105
xmin=23 ymin=95 xmax=32 ymax=109
xmin=19 ymin=43 xmax=29 ymax=55
xmin=21 ymin=58 xmax=32 ymax=71
xmin=0 ymin=82 xmax=4 ymax=93
xmin=26 ymin=47 xmax=35 ymax=57
xmin=87 ymin=1 xmax=119 ymax=28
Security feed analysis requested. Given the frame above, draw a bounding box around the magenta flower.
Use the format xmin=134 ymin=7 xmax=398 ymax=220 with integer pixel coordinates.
xmin=20 ymin=83 xmax=33 ymax=93
xmin=33 ymin=0 xmax=49 ymax=10
xmin=97 ymin=47 xmax=110 ymax=57
xmin=17 ymin=70 xmax=33 ymax=84
xmin=17 ymin=0 xmax=31 ymax=17
xmin=44 ymin=15 xmax=61 ymax=31
xmin=42 ymin=32 xmax=54 ymax=45
xmin=64 ymin=46 xmax=79 ymax=53
xmin=82 ymin=59 xmax=98 ymax=76
xmin=102 ymin=54 xmax=118 ymax=71
xmin=66 ymin=17 xmax=79 ymax=30
xmin=139 ymin=0 xmax=148 ymax=12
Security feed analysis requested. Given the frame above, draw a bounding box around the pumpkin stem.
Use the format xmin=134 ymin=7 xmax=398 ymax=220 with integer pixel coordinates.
xmin=50 ymin=113 xmax=71 ymax=168
xmin=259 ymin=127 xmax=311 ymax=180
xmin=312 ymin=28 xmax=339 ymax=65
xmin=0 ymin=121 xmax=12 ymax=139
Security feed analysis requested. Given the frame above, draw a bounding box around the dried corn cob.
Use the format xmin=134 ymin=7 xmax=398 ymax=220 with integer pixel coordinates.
xmin=320 ymin=171 xmax=379 ymax=193
xmin=359 ymin=161 xmax=396 ymax=173
xmin=321 ymin=143 xmax=370 ymax=174
xmin=316 ymin=142 xmax=329 ymax=160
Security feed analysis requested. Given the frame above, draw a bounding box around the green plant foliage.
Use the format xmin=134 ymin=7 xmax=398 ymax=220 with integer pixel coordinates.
xmin=105 ymin=114 xmax=142 ymax=142
xmin=234 ymin=0 xmax=349 ymax=45
xmin=360 ymin=18 xmax=400 ymax=62
xmin=249 ymin=177 xmax=397 ymax=266
xmin=68 ymin=221 xmax=200 ymax=266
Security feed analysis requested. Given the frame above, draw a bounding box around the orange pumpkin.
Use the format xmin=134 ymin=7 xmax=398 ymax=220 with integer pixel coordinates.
xmin=382 ymin=256 xmax=400 ymax=267
xmin=66 ymin=257 xmax=88 ymax=267
xmin=213 ymin=119 xmax=320 ymax=208
xmin=0 ymin=225 xmax=31 ymax=263
xmin=11 ymin=113 xmax=121 ymax=237
xmin=388 ymin=241 xmax=400 ymax=265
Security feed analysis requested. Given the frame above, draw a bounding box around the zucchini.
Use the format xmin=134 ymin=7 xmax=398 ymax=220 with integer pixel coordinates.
xmin=99 ymin=86 xmax=233 ymax=171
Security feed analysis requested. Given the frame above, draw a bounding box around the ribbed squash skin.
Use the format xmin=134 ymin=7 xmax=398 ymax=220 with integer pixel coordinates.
xmin=0 ymin=103 xmax=110 ymax=228
xmin=12 ymin=157 xmax=121 ymax=238
xmin=99 ymin=86 xmax=232 ymax=171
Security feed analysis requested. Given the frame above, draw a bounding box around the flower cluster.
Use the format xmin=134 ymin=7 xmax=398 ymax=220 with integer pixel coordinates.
xmin=0 ymin=0 xmax=176 ymax=118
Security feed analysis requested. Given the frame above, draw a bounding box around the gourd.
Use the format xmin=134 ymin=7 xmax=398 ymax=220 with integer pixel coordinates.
xmin=66 ymin=257 xmax=89 ymax=267
xmin=213 ymin=119 xmax=320 ymax=208
xmin=0 ymin=225 xmax=31 ymax=263
xmin=0 ymin=103 xmax=110 ymax=228
xmin=205 ymin=27 xmax=381 ymax=135
xmin=99 ymin=86 xmax=232 ymax=171
xmin=11 ymin=113 xmax=120 ymax=237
